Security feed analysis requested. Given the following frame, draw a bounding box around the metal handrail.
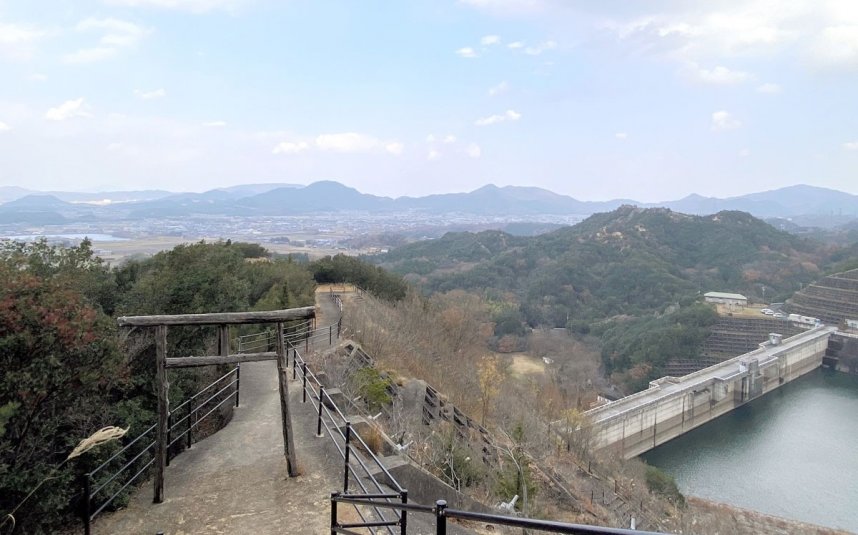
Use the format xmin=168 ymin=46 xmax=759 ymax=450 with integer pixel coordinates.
xmin=331 ymin=494 xmax=667 ymax=535
xmin=285 ymin=301 xmax=408 ymax=534
xmin=83 ymin=365 xmax=240 ymax=533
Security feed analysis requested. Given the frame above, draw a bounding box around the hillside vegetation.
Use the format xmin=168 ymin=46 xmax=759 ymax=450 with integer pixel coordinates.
xmin=376 ymin=206 xmax=832 ymax=389
xmin=0 ymin=239 xmax=403 ymax=533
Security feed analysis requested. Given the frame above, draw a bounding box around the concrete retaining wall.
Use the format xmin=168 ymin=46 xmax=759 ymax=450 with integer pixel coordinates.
xmin=587 ymin=327 xmax=834 ymax=458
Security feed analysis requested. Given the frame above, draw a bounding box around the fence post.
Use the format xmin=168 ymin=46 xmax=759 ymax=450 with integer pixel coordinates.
xmin=293 ymin=349 xmax=298 ymax=380
xmin=329 ymin=324 xmax=332 ymax=345
xmin=154 ymin=324 xmax=168 ymax=504
xmin=435 ymin=500 xmax=447 ymax=535
xmin=82 ymin=472 xmax=92 ymax=535
xmin=400 ymin=490 xmax=408 ymax=535
xmin=317 ymin=386 xmax=325 ymax=437
xmin=302 ymin=362 xmax=308 ymax=403
xmin=186 ymin=395 xmax=194 ymax=449
xmin=166 ymin=411 xmax=172 ymax=467
xmin=330 ymin=492 xmax=339 ymax=535
xmin=343 ymin=423 xmax=352 ymax=493
xmin=235 ymin=364 xmax=241 ymax=407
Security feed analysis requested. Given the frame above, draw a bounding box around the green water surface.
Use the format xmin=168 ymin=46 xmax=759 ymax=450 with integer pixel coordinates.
xmin=643 ymin=369 xmax=858 ymax=533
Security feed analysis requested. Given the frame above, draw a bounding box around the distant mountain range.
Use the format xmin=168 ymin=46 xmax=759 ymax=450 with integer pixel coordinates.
xmin=1 ymin=181 xmax=857 ymax=228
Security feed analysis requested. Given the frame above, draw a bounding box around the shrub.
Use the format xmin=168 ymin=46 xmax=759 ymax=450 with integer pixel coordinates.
xmin=645 ymin=466 xmax=685 ymax=506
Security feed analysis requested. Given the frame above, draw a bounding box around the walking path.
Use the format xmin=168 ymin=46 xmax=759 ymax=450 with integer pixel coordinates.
xmin=93 ymin=294 xmax=348 ymax=534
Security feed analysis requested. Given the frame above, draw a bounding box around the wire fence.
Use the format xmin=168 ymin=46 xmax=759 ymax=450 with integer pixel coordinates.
xmin=82 ymin=366 xmax=239 ymax=534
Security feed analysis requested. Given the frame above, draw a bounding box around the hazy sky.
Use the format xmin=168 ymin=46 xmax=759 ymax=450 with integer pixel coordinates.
xmin=1 ymin=0 xmax=857 ymax=201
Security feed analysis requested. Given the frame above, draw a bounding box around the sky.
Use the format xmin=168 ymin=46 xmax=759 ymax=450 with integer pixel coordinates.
xmin=0 ymin=0 xmax=857 ymax=202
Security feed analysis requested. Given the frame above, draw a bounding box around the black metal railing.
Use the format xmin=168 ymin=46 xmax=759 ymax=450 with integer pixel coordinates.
xmin=81 ymin=365 xmax=240 ymax=534
xmin=331 ymin=494 xmax=666 ymax=535
xmin=235 ymin=317 xmax=343 ymax=354
xmin=286 ymin=333 xmax=407 ymax=535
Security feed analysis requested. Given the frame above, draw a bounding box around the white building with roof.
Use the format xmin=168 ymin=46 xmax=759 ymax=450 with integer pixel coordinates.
xmin=704 ymin=291 xmax=748 ymax=307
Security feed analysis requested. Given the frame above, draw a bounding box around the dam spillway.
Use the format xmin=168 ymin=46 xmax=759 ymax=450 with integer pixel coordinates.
xmin=585 ymin=326 xmax=836 ymax=459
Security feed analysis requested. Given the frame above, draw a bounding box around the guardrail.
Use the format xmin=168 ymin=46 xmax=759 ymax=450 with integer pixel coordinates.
xmin=285 ymin=329 xmax=406 ymax=534
xmin=235 ymin=318 xmax=343 ymax=355
xmin=81 ymin=366 xmax=239 ymax=534
xmin=331 ymin=494 xmax=665 ymax=535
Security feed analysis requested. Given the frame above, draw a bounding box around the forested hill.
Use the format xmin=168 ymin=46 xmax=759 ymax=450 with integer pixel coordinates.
xmin=377 ymin=206 xmax=825 ymax=328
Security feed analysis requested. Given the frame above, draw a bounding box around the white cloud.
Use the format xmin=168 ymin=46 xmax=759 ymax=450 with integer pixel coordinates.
xmin=28 ymin=73 xmax=48 ymax=82
xmin=315 ymin=132 xmax=402 ymax=155
xmin=466 ymin=143 xmax=481 ymax=158
xmin=426 ymin=134 xmax=436 ymax=143
xmin=691 ymin=64 xmax=751 ymax=84
xmin=488 ymin=81 xmax=509 ymax=97
xmin=427 ymin=149 xmax=441 ymax=161
xmin=810 ymin=24 xmax=858 ymax=67
xmin=103 ymin=0 xmax=243 ymax=12
xmin=507 ymin=41 xmax=524 ymax=49
xmin=385 ymin=142 xmax=404 ymax=155
xmin=272 ymin=141 xmax=309 ymax=154
xmin=615 ymin=132 xmax=628 ymax=140
xmin=481 ymin=35 xmax=501 ymax=46
xmin=442 ymin=134 xmax=457 ymax=144
xmin=739 ymin=148 xmax=751 ymax=157
xmin=202 ymin=120 xmax=227 ymax=127
xmin=757 ymin=82 xmax=782 ymax=93
xmin=711 ymin=110 xmax=741 ymax=131
xmin=0 ymin=22 xmax=47 ymax=60
xmin=66 ymin=18 xmax=150 ymax=63
xmin=45 ymin=98 xmax=92 ymax=121
xmin=524 ymin=40 xmax=557 ymax=55
xmin=844 ymin=141 xmax=858 ymax=151
xmin=134 ymin=88 xmax=166 ymax=100
xmin=603 ymin=1 xmax=858 ymax=71
xmin=0 ymin=121 xmax=11 ymax=131
xmin=475 ymin=109 xmax=521 ymax=126
xmin=456 ymin=47 xmax=478 ymax=58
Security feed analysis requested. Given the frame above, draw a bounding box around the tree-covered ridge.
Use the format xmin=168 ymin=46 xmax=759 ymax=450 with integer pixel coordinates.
xmin=0 ymin=239 xmax=406 ymax=533
xmin=378 ymin=207 xmax=825 ymax=328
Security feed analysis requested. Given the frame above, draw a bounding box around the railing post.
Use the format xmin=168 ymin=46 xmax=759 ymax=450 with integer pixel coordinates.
xmin=82 ymin=472 xmax=92 ymax=535
xmin=343 ymin=423 xmax=352 ymax=493
xmin=153 ymin=324 xmax=168 ymax=504
xmin=329 ymin=324 xmax=333 ymax=345
xmin=302 ymin=362 xmax=308 ymax=403
xmin=166 ymin=411 xmax=172 ymax=467
xmin=330 ymin=492 xmax=339 ymax=535
xmin=293 ymin=349 xmax=298 ymax=380
xmin=400 ymin=490 xmax=408 ymax=535
xmin=317 ymin=386 xmax=325 ymax=437
xmin=235 ymin=364 xmax=241 ymax=407
xmin=435 ymin=500 xmax=447 ymax=535
xmin=186 ymin=395 xmax=194 ymax=449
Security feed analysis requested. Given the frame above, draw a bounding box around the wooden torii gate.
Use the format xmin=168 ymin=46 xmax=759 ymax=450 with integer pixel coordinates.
xmin=117 ymin=307 xmax=315 ymax=503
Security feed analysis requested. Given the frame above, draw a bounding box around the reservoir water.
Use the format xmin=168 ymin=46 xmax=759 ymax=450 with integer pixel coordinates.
xmin=643 ymin=368 xmax=858 ymax=533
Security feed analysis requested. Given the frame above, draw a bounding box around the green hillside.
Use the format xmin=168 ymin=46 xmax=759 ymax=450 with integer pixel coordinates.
xmin=380 ymin=206 xmax=823 ymax=325
xmin=376 ymin=206 xmax=830 ymax=389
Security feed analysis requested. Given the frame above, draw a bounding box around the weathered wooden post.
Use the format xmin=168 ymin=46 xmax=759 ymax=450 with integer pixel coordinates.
xmin=154 ymin=324 xmax=168 ymax=503
xmin=276 ymin=321 xmax=299 ymax=476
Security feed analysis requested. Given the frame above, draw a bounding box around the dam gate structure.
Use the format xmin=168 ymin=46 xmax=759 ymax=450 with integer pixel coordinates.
xmin=584 ymin=326 xmax=836 ymax=459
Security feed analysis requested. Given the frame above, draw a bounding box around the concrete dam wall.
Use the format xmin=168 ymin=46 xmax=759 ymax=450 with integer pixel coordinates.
xmin=585 ymin=326 xmax=835 ymax=459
